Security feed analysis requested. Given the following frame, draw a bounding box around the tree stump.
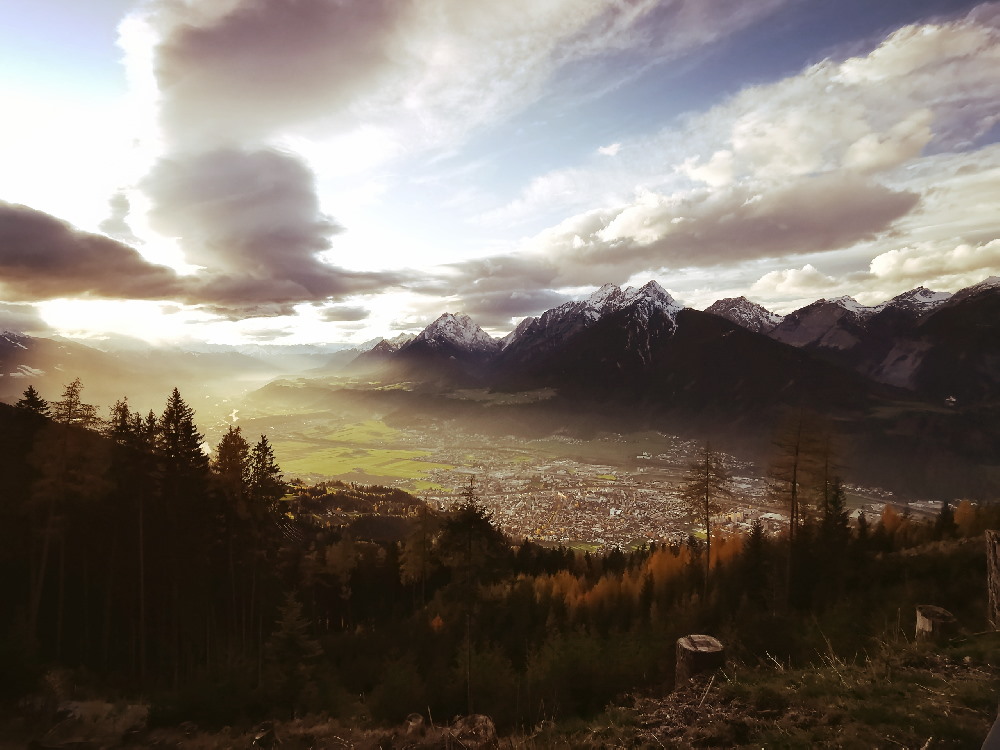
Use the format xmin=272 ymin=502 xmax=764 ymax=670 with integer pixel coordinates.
xmin=988 ymin=531 xmax=1000 ymax=629
xmin=675 ymin=634 xmax=725 ymax=685
xmin=915 ymin=605 xmax=956 ymax=643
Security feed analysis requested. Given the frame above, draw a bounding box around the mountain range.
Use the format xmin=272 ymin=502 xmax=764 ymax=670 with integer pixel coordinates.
xmin=2 ymin=276 xmax=998 ymax=497
xmin=342 ymin=276 xmax=1000 ymax=407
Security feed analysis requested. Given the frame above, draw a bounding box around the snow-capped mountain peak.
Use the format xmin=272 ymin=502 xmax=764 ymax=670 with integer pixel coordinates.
xmin=705 ymin=296 xmax=784 ymax=333
xmin=587 ymin=283 xmax=621 ymax=308
xmin=884 ymin=286 xmax=952 ymax=313
xmin=950 ymin=276 xmax=1000 ymax=304
xmin=412 ymin=313 xmax=499 ymax=353
xmin=586 ymin=281 xmax=682 ymax=318
xmin=828 ymin=296 xmax=879 ymax=319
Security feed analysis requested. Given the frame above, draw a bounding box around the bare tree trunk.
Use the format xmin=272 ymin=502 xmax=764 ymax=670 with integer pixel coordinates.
xmin=138 ymin=493 xmax=146 ymax=684
xmin=56 ymin=532 xmax=65 ymax=659
xmin=28 ymin=501 xmax=56 ymax=641
xmin=987 ymin=531 xmax=1000 ymax=629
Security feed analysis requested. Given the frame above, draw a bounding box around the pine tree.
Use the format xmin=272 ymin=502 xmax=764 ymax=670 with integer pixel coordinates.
xmin=933 ymin=499 xmax=957 ymax=540
xmin=213 ymin=425 xmax=251 ymax=513
xmin=264 ymin=592 xmax=323 ymax=716
xmin=158 ymin=388 xmax=208 ymax=480
xmin=819 ymin=477 xmax=850 ymax=550
xmin=248 ymin=434 xmax=284 ymax=513
xmin=679 ymin=442 xmax=732 ymax=596
xmin=743 ymin=519 xmax=769 ymax=607
xmin=15 ymin=385 xmax=49 ymax=417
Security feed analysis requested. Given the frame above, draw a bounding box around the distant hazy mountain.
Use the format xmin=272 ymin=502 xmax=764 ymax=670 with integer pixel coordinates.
xmin=0 ymin=331 xmax=286 ymax=415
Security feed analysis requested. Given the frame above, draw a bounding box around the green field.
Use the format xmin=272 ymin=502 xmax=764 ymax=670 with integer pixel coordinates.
xmin=269 ymin=418 xmax=454 ymax=488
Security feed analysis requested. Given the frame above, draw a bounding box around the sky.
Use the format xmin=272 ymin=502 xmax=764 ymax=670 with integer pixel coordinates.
xmin=1 ymin=0 xmax=999 ymax=346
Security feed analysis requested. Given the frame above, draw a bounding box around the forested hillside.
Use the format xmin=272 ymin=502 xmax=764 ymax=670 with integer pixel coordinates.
xmin=1 ymin=379 xmax=999 ymax=747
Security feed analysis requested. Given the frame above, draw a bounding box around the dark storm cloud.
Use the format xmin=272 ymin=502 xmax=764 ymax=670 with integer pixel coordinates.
xmin=0 ymin=202 xmax=181 ymax=301
xmin=143 ymin=147 xmax=401 ymax=312
xmin=153 ymin=0 xmax=400 ymax=146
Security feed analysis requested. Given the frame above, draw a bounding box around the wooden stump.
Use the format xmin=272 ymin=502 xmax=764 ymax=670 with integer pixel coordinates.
xmin=988 ymin=531 xmax=1000 ymax=629
xmin=915 ymin=605 xmax=956 ymax=643
xmin=675 ymin=634 xmax=725 ymax=685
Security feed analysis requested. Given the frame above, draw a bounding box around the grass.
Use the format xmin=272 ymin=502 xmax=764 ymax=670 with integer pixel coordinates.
xmin=592 ymin=633 xmax=1000 ymax=748
xmin=274 ymin=443 xmax=453 ymax=481
xmin=269 ymin=419 xmax=455 ymax=487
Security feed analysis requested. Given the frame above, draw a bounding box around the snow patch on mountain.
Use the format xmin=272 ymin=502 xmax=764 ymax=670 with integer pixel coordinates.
xmin=2 ymin=332 xmax=30 ymax=350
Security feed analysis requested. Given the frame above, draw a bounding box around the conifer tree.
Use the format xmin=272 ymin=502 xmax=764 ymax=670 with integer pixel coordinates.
xmin=742 ymin=519 xmax=769 ymax=607
xmin=213 ymin=425 xmax=251 ymax=513
xmin=158 ymin=388 xmax=209 ymax=481
xmin=248 ymin=434 xmax=284 ymax=513
xmin=264 ymin=591 xmax=323 ymax=716
xmin=820 ymin=477 xmax=851 ymax=550
xmin=15 ymin=385 xmax=49 ymax=417
xmin=933 ymin=499 xmax=957 ymax=540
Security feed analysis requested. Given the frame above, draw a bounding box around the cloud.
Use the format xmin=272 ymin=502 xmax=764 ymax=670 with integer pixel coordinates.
xmin=142 ymin=147 xmax=400 ymax=313
xmin=240 ymin=327 xmax=297 ymax=343
xmin=529 ymin=173 xmax=919 ymax=285
xmin=598 ymin=143 xmax=621 ymax=156
xmin=138 ymin=0 xmax=794 ymax=153
xmin=0 ymin=202 xmax=181 ymax=302
xmin=868 ymin=238 xmax=1000 ymax=287
xmin=120 ymin=0 xmax=796 ymax=327
xmin=751 ymin=264 xmax=838 ymax=296
xmin=319 ymin=304 xmax=370 ymax=322
xmin=150 ymin=0 xmax=402 ymax=148
xmin=462 ymin=7 xmax=999 ymax=299
xmin=0 ymin=303 xmax=52 ymax=335
xmin=99 ymin=191 xmax=141 ymax=244
xmin=706 ymin=8 xmax=1000 ymax=181
xmin=448 ymin=289 xmax=572 ymax=327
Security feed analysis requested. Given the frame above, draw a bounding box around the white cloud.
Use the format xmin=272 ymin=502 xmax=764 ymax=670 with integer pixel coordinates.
xmin=598 ymin=142 xmax=622 ymax=156
xmin=751 ymin=264 xmax=837 ymax=296
xmin=869 ymin=239 xmax=1000 ymax=287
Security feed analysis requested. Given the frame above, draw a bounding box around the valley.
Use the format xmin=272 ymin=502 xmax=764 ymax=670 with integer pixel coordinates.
xmin=224 ymin=389 xmax=910 ymax=549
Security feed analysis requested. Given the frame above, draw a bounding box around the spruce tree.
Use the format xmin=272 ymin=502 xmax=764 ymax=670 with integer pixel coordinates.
xmin=213 ymin=425 xmax=251 ymax=513
xmin=15 ymin=385 xmax=49 ymax=417
xmin=248 ymin=434 xmax=284 ymax=513
xmin=158 ymin=388 xmax=209 ymax=494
